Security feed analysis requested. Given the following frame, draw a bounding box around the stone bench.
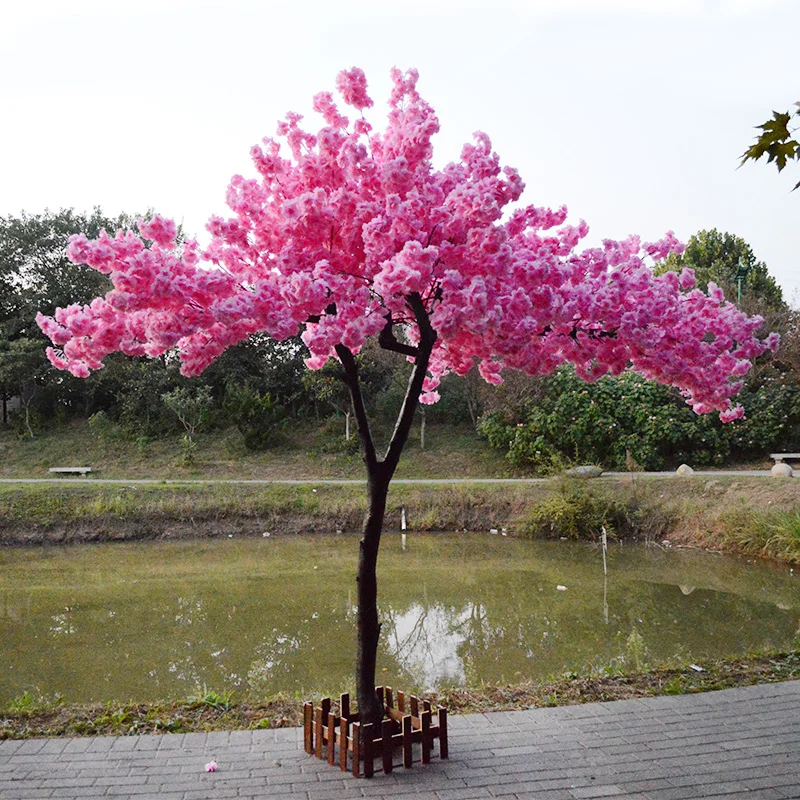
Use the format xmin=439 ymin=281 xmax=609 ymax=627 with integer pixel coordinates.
xmin=770 ymin=453 xmax=800 ymax=464
xmin=769 ymin=455 xmax=797 ymax=478
xmin=48 ymin=467 xmax=94 ymax=476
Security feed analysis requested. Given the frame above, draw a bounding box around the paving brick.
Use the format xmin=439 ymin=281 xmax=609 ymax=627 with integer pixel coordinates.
xmin=2 ymin=683 xmax=800 ymax=800
xmin=38 ymin=777 xmax=97 ymax=789
xmin=568 ymin=786 xmax=626 ymax=798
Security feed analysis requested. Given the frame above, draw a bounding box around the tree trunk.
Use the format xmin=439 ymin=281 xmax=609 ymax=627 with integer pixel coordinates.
xmin=23 ymin=402 xmax=34 ymax=439
xmin=355 ymin=467 xmax=389 ymax=727
xmin=333 ymin=293 xmax=437 ymax=733
xmin=345 ymin=409 xmax=351 ymax=441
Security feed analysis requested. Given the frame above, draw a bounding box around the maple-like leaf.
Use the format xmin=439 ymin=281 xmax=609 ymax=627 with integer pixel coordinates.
xmin=741 ymin=107 xmax=800 ymax=188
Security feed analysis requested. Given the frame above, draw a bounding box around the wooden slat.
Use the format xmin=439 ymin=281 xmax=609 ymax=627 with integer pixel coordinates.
xmin=303 ymin=689 xmax=448 ymax=774
xmin=438 ymin=707 xmax=449 ymax=759
xmin=327 ymin=712 xmax=337 ymax=765
xmin=303 ymin=702 xmax=314 ymax=754
xmin=410 ymin=695 xmax=419 ymax=718
xmin=363 ymin=722 xmax=374 ymax=778
xmin=320 ymin=697 xmax=331 ymax=726
xmin=381 ymin=719 xmax=393 ymax=774
xmin=339 ymin=716 xmax=348 ymax=772
xmin=402 ymin=715 xmax=413 ymax=768
xmin=385 ymin=706 xmax=423 ymax=730
xmin=352 ymin=722 xmax=361 ymax=778
xmin=421 ymin=709 xmax=431 ymax=764
xmin=314 ymin=707 xmax=324 ymax=758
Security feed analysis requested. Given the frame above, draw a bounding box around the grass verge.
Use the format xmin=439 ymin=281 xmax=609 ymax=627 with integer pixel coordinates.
xmin=2 ymin=649 xmax=797 ymax=739
xmin=2 ymin=475 xmax=800 ymax=564
xmin=717 ymin=507 xmax=800 ymax=564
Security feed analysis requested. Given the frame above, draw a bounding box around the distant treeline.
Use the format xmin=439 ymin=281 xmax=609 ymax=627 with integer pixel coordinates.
xmin=2 ymin=209 xmax=798 ymax=469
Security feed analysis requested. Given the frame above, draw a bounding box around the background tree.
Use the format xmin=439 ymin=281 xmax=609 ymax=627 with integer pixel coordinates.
xmin=655 ymin=229 xmax=785 ymax=314
xmin=202 ymin=334 xmax=309 ymax=417
xmin=741 ymin=102 xmax=800 ymax=190
xmin=0 ymin=209 xmax=132 ymax=425
xmin=38 ymin=68 xmax=775 ymax=731
xmin=162 ymin=385 xmax=213 ymax=464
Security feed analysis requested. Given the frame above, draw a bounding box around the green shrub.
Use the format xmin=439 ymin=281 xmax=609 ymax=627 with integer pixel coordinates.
xmin=315 ymin=417 xmax=360 ymax=454
xmin=87 ymin=410 xmax=121 ymax=440
xmin=224 ymin=385 xmax=284 ymax=451
xmin=478 ymin=366 xmax=800 ymax=472
xmin=522 ymin=481 xmax=672 ymax=542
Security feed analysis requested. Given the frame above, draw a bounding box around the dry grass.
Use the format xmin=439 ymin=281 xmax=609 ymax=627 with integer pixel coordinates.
xmin=0 ymin=420 xmax=508 ymax=481
xmin=3 ymin=649 xmax=797 ymax=739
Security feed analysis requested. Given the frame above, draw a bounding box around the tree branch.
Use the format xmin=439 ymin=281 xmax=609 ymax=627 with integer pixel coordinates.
xmin=382 ymin=292 xmax=437 ymax=477
xmin=378 ymin=317 xmax=419 ymax=357
xmin=306 ymin=302 xmax=338 ymax=325
xmin=334 ymin=344 xmax=378 ymax=471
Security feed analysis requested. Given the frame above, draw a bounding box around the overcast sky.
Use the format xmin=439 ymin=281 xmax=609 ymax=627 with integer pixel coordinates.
xmin=2 ymin=0 xmax=797 ymax=305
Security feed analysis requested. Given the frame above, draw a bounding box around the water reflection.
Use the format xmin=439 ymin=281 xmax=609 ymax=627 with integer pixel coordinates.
xmin=0 ymin=536 xmax=797 ymax=703
xmin=386 ymin=602 xmax=471 ymax=688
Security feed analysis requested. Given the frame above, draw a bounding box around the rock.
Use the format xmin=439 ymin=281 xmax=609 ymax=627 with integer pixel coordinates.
xmin=771 ymin=462 xmax=793 ymax=478
xmin=565 ymin=465 xmax=603 ymax=478
xmin=676 ymin=464 xmax=694 ymax=476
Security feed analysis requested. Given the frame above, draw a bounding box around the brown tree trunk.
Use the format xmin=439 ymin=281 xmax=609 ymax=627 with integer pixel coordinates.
xmin=355 ymin=468 xmax=389 ymax=727
xmin=334 ymin=292 xmax=437 ymax=731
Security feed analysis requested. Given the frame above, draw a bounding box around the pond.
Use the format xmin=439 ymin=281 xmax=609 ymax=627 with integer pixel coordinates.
xmin=0 ymin=534 xmax=797 ymax=704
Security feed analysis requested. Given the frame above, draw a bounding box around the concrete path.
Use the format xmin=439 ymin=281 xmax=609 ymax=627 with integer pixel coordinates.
xmin=0 ymin=470 xmax=776 ymax=485
xmin=2 ymin=681 xmax=798 ymax=800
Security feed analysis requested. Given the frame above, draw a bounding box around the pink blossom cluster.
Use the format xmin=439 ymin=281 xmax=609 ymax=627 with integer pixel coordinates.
xmin=37 ymin=67 xmax=778 ymax=419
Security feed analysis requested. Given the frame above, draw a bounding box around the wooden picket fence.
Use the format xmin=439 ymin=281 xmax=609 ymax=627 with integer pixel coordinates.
xmin=303 ymin=687 xmax=448 ymax=778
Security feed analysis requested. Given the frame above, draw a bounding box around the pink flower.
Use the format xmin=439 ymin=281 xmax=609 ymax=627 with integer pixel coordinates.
xmin=719 ymin=405 xmax=745 ymax=423
xmin=35 ymin=67 xmax=773 ymax=424
xmin=205 ymin=761 xmax=218 ymax=772
xmin=137 ymin=215 xmax=177 ymax=249
xmin=336 ymin=67 xmax=373 ymax=111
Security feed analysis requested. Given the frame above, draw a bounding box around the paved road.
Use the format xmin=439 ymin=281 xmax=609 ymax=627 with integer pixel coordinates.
xmin=2 ymin=681 xmax=798 ymax=800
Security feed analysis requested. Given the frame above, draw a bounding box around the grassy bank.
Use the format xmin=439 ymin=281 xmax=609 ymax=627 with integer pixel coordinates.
xmin=2 ymin=648 xmax=797 ymax=739
xmin=0 ymin=419 xmax=507 ymax=480
xmin=0 ymin=481 xmax=540 ymax=544
xmin=1 ymin=475 xmax=800 ymax=563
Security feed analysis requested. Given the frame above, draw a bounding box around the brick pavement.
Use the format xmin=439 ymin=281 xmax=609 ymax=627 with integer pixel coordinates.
xmin=1 ymin=681 xmax=798 ymax=800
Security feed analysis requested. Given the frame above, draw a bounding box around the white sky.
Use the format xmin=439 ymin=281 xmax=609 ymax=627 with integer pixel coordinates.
xmin=2 ymin=0 xmax=798 ymax=305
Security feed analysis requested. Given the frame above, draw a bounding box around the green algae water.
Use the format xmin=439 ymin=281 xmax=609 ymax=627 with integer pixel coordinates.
xmin=1 ymin=535 xmax=797 ymax=704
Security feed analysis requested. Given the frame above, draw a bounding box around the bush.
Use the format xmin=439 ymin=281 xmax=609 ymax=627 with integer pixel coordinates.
xmin=224 ymin=385 xmax=284 ymax=451
xmin=478 ymin=366 xmax=800 ymax=472
xmin=315 ymin=417 xmax=360 ymax=455
xmin=87 ymin=410 xmax=124 ymax=441
xmin=522 ymin=481 xmax=673 ymax=542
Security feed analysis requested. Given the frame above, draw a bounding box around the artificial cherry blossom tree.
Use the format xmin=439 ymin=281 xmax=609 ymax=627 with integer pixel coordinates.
xmin=38 ymin=68 xmax=777 ymax=727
